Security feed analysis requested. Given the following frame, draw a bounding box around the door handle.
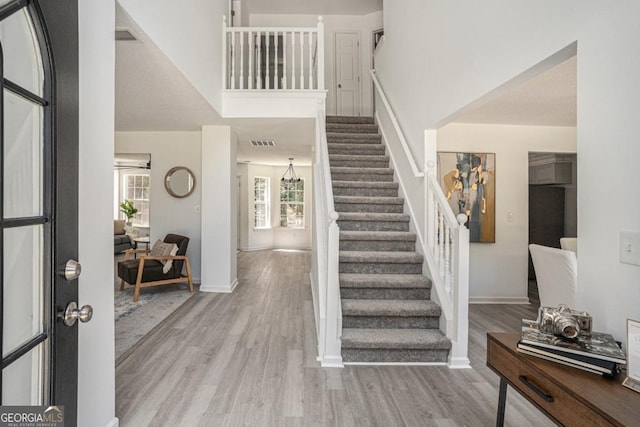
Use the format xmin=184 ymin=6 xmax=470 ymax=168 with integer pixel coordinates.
xmin=60 ymin=302 xmax=93 ymax=326
xmin=338 ymin=83 xmax=342 ymax=88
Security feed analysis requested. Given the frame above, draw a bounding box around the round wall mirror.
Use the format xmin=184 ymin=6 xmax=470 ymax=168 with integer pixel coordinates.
xmin=165 ymin=166 xmax=196 ymax=198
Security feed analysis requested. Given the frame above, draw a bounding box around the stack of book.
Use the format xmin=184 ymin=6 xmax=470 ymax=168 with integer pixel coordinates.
xmin=518 ymin=323 xmax=627 ymax=376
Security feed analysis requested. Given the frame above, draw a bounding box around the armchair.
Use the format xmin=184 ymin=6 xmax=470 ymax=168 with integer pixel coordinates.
xmin=118 ymin=233 xmax=194 ymax=302
xmin=529 ymin=244 xmax=577 ymax=308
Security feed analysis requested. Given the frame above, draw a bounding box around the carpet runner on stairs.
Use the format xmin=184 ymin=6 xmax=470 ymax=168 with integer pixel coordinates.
xmin=326 ymin=115 xmax=451 ymax=364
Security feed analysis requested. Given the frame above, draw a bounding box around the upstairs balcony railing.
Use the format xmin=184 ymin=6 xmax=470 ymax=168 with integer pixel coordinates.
xmin=222 ymin=16 xmax=325 ymax=91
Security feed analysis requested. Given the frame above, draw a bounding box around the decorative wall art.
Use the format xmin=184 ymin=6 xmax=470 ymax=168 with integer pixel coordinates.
xmin=438 ymin=152 xmax=496 ymax=243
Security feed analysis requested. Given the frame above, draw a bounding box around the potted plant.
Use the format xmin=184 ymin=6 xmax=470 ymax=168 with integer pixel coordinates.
xmin=119 ymin=199 xmax=139 ymax=225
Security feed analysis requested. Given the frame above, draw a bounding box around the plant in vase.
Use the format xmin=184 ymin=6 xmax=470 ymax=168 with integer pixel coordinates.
xmin=119 ymin=200 xmax=139 ymax=233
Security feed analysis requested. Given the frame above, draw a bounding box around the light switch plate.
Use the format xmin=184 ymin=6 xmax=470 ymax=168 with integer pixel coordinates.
xmin=620 ymin=231 xmax=640 ymax=266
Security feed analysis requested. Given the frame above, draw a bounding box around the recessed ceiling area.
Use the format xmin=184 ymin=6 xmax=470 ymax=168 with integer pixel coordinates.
xmin=115 ymin=4 xmax=222 ymax=131
xmin=453 ymin=56 xmax=577 ymax=127
xmin=232 ymin=118 xmax=315 ymax=165
xmin=115 ymin=3 xmax=314 ymax=165
xmin=243 ymin=0 xmax=382 ymax=16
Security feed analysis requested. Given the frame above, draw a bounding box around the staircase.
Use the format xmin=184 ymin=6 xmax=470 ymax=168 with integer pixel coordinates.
xmin=327 ymin=115 xmax=451 ymax=363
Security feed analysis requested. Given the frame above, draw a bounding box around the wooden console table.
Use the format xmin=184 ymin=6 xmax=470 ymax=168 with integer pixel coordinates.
xmin=487 ymin=332 xmax=640 ymax=426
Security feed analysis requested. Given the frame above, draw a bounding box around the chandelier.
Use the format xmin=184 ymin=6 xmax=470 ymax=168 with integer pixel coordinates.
xmin=281 ymin=158 xmax=301 ymax=183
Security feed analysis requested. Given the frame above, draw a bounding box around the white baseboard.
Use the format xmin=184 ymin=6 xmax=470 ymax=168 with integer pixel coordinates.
xmin=469 ymin=296 xmax=531 ymax=304
xmin=448 ymin=357 xmax=472 ymax=369
xmin=343 ymin=361 xmax=447 ymax=367
xmin=106 ymin=418 xmax=119 ymax=427
xmin=321 ymin=356 xmax=344 ymax=368
xmin=200 ymin=278 xmax=239 ymax=293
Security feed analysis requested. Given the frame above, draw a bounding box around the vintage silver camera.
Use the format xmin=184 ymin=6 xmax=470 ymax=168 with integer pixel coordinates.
xmin=536 ymin=304 xmax=592 ymax=339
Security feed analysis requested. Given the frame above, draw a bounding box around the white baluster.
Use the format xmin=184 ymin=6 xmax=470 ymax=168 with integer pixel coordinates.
xmin=257 ymin=32 xmax=262 ymax=89
xmin=317 ymin=17 xmax=324 ymax=90
xmin=444 ymin=224 xmax=451 ymax=293
xmin=239 ymin=32 xmax=244 ymax=89
xmin=248 ymin=31 xmax=253 ymax=89
xmin=282 ymin=32 xmax=287 ymax=89
xmin=308 ymin=30 xmax=313 ymax=89
xmin=265 ymin=31 xmax=270 ymax=89
xmin=291 ymin=31 xmax=296 ymax=89
xmin=438 ymin=210 xmax=445 ymax=276
xmin=222 ymin=16 xmax=227 ymax=89
xmin=299 ymin=31 xmax=304 ymax=89
xmin=230 ymin=31 xmax=236 ymax=89
xmin=274 ymin=32 xmax=279 ymax=89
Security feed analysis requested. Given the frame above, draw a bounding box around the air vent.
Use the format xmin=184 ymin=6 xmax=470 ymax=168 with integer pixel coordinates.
xmin=115 ymin=28 xmax=138 ymax=41
xmin=250 ymin=140 xmax=275 ymax=147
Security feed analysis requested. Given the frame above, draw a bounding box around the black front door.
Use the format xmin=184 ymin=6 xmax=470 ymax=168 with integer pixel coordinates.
xmin=0 ymin=0 xmax=79 ymax=425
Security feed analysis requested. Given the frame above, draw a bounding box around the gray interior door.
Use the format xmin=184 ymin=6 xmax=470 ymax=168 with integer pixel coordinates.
xmin=1 ymin=0 xmax=80 ymax=425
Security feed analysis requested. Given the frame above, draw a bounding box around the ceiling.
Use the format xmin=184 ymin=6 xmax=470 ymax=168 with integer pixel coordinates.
xmin=115 ymin=4 xmax=314 ymax=165
xmin=115 ymin=2 xmax=575 ymax=168
xmin=243 ymin=0 xmax=382 ymax=16
xmin=454 ymin=56 xmax=577 ymax=126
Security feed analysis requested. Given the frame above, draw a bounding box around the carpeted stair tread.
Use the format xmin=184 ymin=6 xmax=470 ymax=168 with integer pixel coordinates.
xmin=341 ymin=328 xmax=451 ymax=350
xmin=326 ymin=116 xmax=375 ymax=124
xmin=340 ymin=273 xmax=431 ymax=289
xmin=328 ymin=143 xmax=385 ymax=154
xmin=326 ymin=123 xmax=378 ymax=134
xmin=340 ymin=231 xmax=415 ymax=241
xmin=333 ymin=181 xmax=398 ymax=189
xmin=342 ymin=299 xmax=441 ymax=317
xmin=329 ymin=154 xmax=389 ymax=161
xmin=327 ymin=132 xmax=382 ymax=142
xmin=334 ymin=196 xmax=403 ymax=205
xmin=338 ymin=212 xmax=409 ymax=222
xmin=339 ymin=251 xmax=423 ymax=264
xmin=331 ymin=167 xmax=394 ymax=175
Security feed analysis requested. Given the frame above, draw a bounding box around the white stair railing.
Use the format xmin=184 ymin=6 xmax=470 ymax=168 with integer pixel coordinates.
xmin=311 ymin=106 xmax=342 ymax=367
xmin=425 ymin=166 xmax=470 ymax=368
xmin=371 ymin=70 xmax=470 ymax=368
xmin=222 ymin=16 xmax=324 ymax=91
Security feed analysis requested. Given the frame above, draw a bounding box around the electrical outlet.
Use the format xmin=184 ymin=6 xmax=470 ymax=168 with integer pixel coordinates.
xmin=620 ymin=231 xmax=640 ymax=266
xmin=507 ymin=212 xmax=514 ymax=223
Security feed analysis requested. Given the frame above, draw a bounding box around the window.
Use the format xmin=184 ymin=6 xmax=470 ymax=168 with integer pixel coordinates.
xmin=123 ymin=174 xmax=150 ymax=226
xmin=254 ymin=177 xmax=270 ymax=228
xmin=280 ymin=179 xmax=304 ymax=228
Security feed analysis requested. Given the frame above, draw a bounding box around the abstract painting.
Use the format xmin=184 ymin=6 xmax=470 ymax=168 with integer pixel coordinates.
xmin=437 ymin=152 xmax=496 ymax=243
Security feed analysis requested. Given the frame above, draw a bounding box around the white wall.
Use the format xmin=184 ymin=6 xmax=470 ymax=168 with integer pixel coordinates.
xmin=377 ymin=0 xmax=640 ymax=339
xmin=238 ymin=163 xmax=313 ymax=250
xmin=201 ymin=126 xmax=238 ymax=292
xmin=250 ymin=12 xmax=383 ymax=116
xmin=115 ymin=132 xmax=203 ymax=281
xmin=118 ymin=0 xmax=226 ymax=112
xmin=78 ymin=1 xmax=116 ymax=426
xmin=438 ymin=124 xmax=576 ymax=303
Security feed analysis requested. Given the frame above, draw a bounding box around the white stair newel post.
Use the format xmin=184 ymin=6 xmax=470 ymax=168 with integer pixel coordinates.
xmin=317 ymin=17 xmax=324 ymax=90
xmin=451 ymin=216 xmax=470 ymax=368
xmin=222 ymin=15 xmax=227 ymax=89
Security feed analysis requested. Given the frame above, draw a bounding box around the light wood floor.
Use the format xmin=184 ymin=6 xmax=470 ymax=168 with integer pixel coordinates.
xmin=116 ymin=250 xmax=552 ymax=427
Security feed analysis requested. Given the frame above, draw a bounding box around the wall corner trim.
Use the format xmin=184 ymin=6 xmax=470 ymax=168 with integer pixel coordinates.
xmin=200 ymin=278 xmax=239 ymax=293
